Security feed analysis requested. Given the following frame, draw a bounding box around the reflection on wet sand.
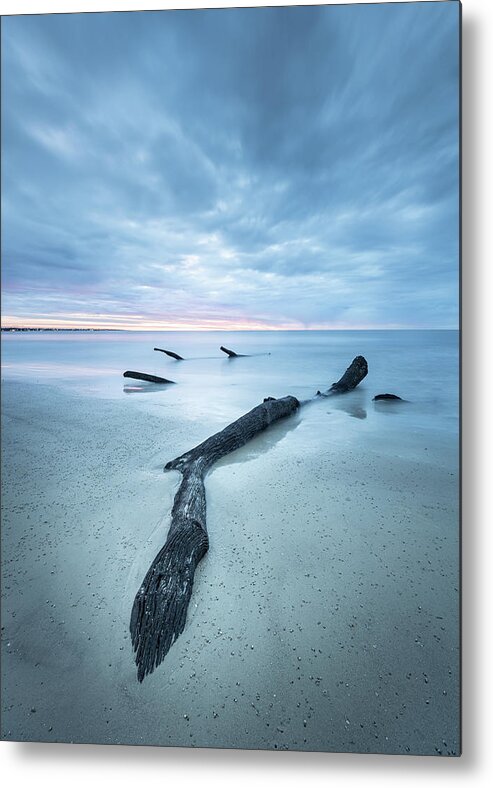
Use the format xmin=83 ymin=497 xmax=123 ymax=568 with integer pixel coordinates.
xmin=123 ymin=383 xmax=172 ymax=395
xmin=327 ymin=389 xmax=368 ymax=419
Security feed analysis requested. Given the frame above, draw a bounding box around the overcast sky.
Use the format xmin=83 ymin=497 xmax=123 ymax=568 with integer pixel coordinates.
xmin=1 ymin=2 xmax=459 ymax=330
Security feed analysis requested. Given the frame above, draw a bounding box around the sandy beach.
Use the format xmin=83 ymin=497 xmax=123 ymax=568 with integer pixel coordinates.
xmin=1 ymin=375 xmax=459 ymax=754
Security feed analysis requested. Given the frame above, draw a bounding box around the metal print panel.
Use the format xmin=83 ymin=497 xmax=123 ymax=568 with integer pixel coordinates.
xmin=1 ymin=1 xmax=460 ymax=755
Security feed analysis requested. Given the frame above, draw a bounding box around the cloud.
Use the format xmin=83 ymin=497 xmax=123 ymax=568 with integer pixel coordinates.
xmin=1 ymin=2 xmax=459 ymax=329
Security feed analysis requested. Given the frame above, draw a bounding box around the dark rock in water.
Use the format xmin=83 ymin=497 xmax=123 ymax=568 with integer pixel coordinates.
xmin=373 ymin=393 xmax=403 ymax=401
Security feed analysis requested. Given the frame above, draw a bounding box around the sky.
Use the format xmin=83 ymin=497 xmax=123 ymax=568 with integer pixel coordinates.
xmin=1 ymin=1 xmax=460 ymax=330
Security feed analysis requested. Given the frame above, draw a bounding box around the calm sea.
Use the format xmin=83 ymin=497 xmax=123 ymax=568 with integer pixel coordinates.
xmin=1 ymin=330 xmax=459 ymax=461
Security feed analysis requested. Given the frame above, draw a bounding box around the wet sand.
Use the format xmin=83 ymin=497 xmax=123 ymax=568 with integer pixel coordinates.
xmin=1 ymin=380 xmax=459 ymax=754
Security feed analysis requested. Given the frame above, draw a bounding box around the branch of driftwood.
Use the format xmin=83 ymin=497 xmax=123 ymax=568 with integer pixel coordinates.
xmin=130 ymin=356 xmax=368 ymax=681
xmin=220 ymin=345 xmax=246 ymax=357
xmin=154 ymin=348 xmax=185 ymax=360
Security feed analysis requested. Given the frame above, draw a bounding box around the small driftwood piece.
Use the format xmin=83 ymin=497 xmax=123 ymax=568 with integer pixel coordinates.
xmin=123 ymin=371 xmax=175 ymax=384
xmin=373 ymin=393 xmax=403 ymax=401
xmin=220 ymin=345 xmax=245 ymax=358
xmin=130 ymin=355 xmax=367 ymax=681
xmin=154 ymin=348 xmax=184 ymax=361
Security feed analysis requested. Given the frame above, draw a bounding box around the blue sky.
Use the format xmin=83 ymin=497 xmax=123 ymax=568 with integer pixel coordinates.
xmin=1 ymin=2 xmax=459 ymax=329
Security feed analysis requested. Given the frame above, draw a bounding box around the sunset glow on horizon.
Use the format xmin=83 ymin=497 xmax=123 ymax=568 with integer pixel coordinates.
xmin=1 ymin=314 xmax=422 ymax=332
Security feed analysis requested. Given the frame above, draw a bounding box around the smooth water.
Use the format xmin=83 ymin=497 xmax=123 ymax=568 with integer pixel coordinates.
xmin=1 ymin=330 xmax=459 ymax=461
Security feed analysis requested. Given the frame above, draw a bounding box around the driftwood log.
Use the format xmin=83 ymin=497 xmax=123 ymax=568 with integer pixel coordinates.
xmin=123 ymin=371 xmax=175 ymax=384
xmin=154 ymin=348 xmax=184 ymax=361
xmin=220 ymin=345 xmax=245 ymax=358
xmin=314 ymin=355 xmax=368 ymax=396
xmin=130 ymin=355 xmax=367 ymax=681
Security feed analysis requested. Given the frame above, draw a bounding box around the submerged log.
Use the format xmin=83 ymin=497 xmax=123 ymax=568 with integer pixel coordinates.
xmin=154 ymin=348 xmax=184 ymax=361
xmin=220 ymin=345 xmax=243 ymax=357
xmin=123 ymin=371 xmax=175 ymax=384
xmin=130 ymin=356 xmax=367 ymax=681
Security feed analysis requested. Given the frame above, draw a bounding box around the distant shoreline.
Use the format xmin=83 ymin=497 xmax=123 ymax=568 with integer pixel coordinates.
xmin=1 ymin=327 xmax=124 ymax=333
xmin=1 ymin=327 xmax=458 ymax=333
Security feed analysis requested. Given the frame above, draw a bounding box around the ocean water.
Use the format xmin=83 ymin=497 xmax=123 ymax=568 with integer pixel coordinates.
xmin=1 ymin=330 xmax=459 ymax=463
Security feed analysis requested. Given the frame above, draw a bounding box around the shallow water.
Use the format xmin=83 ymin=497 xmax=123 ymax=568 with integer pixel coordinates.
xmin=1 ymin=329 xmax=459 ymax=458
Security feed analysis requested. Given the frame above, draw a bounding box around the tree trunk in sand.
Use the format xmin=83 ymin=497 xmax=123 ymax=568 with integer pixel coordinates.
xmin=130 ymin=355 xmax=367 ymax=681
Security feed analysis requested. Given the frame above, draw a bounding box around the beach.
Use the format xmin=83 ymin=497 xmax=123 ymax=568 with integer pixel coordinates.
xmin=1 ymin=331 xmax=460 ymax=754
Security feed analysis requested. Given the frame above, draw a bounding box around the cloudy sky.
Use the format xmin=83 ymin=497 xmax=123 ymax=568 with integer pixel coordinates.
xmin=1 ymin=2 xmax=459 ymax=330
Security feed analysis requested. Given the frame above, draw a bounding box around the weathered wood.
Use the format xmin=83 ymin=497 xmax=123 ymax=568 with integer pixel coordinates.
xmin=328 ymin=355 xmax=368 ymax=393
xmin=316 ymin=355 xmax=368 ymax=397
xmin=220 ymin=345 xmax=245 ymax=357
xmin=154 ymin=348 xmax=184 ymax=361
xmin=123 ymin=371 xmax=175 ymax=384
xmin=373 ymin=393 xmax=403 ymax=401
xmin=130 ymin=395 xmax=298 ymax=681
xmin=130 ymin=356 xmax=367 ymax=681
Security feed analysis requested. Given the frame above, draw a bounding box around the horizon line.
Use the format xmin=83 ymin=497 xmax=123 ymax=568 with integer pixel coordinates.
xmin=1 ymin=325 xmax=458 ymax=332
xmin=1 ymin=313 xmax=458 ymax=332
